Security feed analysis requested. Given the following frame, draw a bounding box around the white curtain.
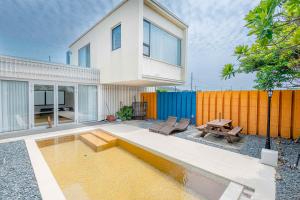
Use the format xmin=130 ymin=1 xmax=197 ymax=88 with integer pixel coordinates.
xmin=0 ymin=80 xmax=29 ymax=132
xmin=150 ymin=24 xmax=181 ymax=66
xmin=78 ymin=85 xmax=97 ymax=122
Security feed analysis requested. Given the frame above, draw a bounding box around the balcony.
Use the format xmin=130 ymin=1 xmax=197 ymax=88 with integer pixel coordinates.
xmin=0 ymin=55 xmax=100 ymax=84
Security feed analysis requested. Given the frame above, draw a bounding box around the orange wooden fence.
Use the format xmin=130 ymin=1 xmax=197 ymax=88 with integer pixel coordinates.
xmin=141 ymin=90 xmax=300 ymax=139
xmin=141 ymin=92 xmax=157 ymax=119
xmin=196 ymin=90 xmax=300 ymax=139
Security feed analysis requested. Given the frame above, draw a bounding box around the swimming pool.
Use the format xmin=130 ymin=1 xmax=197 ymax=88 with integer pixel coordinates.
xmin=37 ymin=131 xmax=230 ymax=200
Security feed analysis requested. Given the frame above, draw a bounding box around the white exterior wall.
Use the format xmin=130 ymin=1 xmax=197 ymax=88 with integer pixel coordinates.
xmin=98 ymin=85 xmax=146 ymax=120
xmin=69 ymin=0 xmax=141 ymax=84
xmin=69 ymin=0 xmax=188 ymax=86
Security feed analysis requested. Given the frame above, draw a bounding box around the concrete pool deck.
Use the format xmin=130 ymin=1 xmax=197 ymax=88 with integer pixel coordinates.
xmin=99 ymin=124 xmax=275 ymax=200
xmin=0 ymin=123 xmax=275 ymax=200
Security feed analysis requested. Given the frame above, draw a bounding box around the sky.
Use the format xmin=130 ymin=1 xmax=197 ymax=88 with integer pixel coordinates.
xmin=0 ymin=0 xmax=259 ymax=90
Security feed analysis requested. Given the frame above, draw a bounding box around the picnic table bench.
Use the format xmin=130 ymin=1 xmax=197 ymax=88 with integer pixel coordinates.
xmin=196 ymin=119 xmax=242 ymax=143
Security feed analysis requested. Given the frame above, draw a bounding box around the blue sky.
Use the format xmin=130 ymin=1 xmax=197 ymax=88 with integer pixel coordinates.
xmin=0 ymin=0 xmax=259 ymax=90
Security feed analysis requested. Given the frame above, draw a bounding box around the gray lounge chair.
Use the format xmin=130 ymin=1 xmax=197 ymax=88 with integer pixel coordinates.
xmin=149 ymin=116 xmax=177 ymax=133
xmin=159 ymin=118 xmax=190 ymax=135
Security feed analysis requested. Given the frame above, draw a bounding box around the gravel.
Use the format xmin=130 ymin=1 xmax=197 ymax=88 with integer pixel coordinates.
xmin=275 ymin=139 xmax=300 ymax=200
xmin=0 ymin=140 xmax=42 ymax=200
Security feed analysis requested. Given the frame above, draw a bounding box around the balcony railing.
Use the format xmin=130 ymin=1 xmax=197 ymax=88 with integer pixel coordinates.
xmin=0 ymin=55 xmax=100 ymax=84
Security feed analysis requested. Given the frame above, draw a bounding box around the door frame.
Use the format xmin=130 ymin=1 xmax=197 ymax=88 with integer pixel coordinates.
xmin=56 ymin=83 xmax=78 ymax=126
xmin=30 ymin=81 xmax=78 ymax=129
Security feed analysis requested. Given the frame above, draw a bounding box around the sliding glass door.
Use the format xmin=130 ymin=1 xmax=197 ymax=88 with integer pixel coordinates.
xmin=34 ymin=85 xmax=54 ymax=127
xmin=78 ymin=85 xmax=97 ymax=122
xmin=0 ymin=80 xmax=29 ymax=132
xmin=31 ymin=83 xmax=97 ymax=129
xmin=58 ymin=86 xmax=75 ymax=124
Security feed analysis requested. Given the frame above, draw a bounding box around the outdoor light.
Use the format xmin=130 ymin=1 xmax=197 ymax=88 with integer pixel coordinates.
xmin=268 ymin=90 xmax=273 ymax=97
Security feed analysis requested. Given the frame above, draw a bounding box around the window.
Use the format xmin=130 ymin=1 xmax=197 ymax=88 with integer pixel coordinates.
xmin=143 ymin=19 xmax=181 ymax=66
xmin=112 ymin=24 xmax=121 ymax=50
xmin=143 ymin=20 xmax=150 ymax=56
xmin=66 ymin=51 xmax=71 ymax=65
xmin=78 ymin=44 xmax=90 ymax=68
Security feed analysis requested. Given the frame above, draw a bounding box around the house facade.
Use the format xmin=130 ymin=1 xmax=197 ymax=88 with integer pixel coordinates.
xmin=0 ymin=0 xmax=188 ymax=133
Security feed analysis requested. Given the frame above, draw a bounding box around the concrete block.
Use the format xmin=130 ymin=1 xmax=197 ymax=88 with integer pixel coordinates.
xmin=260 ymin=148 xmax=278 ymax=167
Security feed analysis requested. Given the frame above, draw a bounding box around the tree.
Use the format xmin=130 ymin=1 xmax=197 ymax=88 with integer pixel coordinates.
xmin=222 ymin=0 xmax=300 ymax=149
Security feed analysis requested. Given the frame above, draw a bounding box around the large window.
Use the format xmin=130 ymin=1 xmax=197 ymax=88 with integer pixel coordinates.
xmin=112 ymin=24 xmax=121 ymax=50
xmin=143 ymin=19 xmax=181 ymax=66
xmin=78 ymin=44 xmax=90 ymax=68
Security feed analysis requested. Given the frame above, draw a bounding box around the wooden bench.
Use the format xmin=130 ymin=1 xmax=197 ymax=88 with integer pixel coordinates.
xmin=196 ymin=124 xmax=208 ymax=137
xmin=227 ymin=126 xmax=243 ymax=136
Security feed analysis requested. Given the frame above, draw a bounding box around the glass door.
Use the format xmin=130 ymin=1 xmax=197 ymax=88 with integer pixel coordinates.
xmin=34 ymin=84 xmax=54 ymax=127
xmin=58 ymin=86 xmax=75 ymax=124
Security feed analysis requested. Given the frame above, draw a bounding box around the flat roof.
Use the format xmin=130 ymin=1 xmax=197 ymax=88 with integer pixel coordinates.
xmin=69 ymin=0 xmax=188 ymax=48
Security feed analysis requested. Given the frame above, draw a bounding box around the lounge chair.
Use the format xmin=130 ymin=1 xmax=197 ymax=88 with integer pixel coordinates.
xmin=149 ymin=116 xmax=177 ymax=133
xmin=159 ymin=118 xmax=190 ymax=135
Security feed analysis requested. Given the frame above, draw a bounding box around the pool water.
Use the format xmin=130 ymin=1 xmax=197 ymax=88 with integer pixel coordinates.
xmin=38 ymin=136 xmax=228 ymax=200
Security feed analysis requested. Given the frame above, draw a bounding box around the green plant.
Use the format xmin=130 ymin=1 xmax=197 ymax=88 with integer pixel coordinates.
xmin=221 ymin=0 xmax=300 ymax=149
xmin=221 ymin=0 xmax=300 ymax=89
xmin=116 ymin=106 xmax=133 ymax=121
xmin=156 ymin=88 xmax=168 ymax=92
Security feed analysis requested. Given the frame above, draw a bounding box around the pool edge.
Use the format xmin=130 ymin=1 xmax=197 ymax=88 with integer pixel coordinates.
xmin=25 ymin=139 xmax=66 ymax=200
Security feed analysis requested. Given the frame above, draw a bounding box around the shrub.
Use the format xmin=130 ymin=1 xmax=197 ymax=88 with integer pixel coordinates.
xmin=116 ymin=106 xmax=133 ymax=121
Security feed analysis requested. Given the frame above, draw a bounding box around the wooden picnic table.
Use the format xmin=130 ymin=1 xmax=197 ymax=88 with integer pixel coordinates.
xmin=207 ymin=119 xmax=232 ymax=128
xmin=198 ymin=119 xmax=241 ymax=143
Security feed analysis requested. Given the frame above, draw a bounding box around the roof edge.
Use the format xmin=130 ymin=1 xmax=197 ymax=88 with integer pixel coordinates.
xmin=69 ymin=0 xmax=188 ymax=48
xmin=148 ymin=0 xmax=188 ymax=28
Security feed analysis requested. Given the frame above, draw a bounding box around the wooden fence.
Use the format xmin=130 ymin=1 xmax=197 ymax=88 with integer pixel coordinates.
xmin=141 ymin=92 xmax=157 ymax=120
xmin=196 ymin=90 xmax=300 ymax=139
xmin=141 ymin=90 xmax=300 ymax=139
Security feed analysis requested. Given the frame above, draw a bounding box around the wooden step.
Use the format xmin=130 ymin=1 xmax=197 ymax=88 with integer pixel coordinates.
xmin=79 ymin=133 xmax=112 ymax=152
xmin=91 ymin=130 xmax=117 ymax=146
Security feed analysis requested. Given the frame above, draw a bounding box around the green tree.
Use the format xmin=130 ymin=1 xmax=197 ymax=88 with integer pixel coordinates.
xmin=222 ymin=0 xmax=300 ymax=148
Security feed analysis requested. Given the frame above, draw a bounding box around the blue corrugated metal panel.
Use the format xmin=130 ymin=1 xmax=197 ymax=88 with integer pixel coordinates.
xmin=157 ymin=92 xmax=162 ymax=120
xmin=176 ymin=92 xmax=182 ymax=120
xmin=191 ymin=92 xmax=196 ymax=124
xmin=157 ymin=92 xmax=196 ymax=124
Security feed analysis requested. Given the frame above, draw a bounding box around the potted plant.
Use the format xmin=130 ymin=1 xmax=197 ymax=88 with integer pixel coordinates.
xmin=105 ymin=103 xmax=116 ymax=122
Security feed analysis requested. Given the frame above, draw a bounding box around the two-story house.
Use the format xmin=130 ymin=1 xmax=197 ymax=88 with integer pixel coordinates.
xmin=0 ymin=0 xmax=188 ymax=134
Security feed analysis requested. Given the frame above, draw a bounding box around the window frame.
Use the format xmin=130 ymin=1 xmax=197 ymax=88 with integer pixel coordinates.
xmin=66 ymin=51 xmax=71 ymax=65
xmin=143 ymin=20 xmax=151 ymax=57
xmin=78 ymin=43 xmax=90 ymax=68
xmin=112 ymin=24 xmax=121 ymax=51
xmin=143 ymin=19 xmax=182 ymax=66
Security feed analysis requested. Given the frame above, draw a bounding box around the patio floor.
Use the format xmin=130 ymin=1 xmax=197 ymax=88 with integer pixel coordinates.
xmin=0 ymin=120 xmax=298 ymax=200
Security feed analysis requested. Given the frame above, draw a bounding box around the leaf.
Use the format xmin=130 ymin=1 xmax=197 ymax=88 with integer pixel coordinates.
xmin=221 ymin=64 xmax=235 ymax=80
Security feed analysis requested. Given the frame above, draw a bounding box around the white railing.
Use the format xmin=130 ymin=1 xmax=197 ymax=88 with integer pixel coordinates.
xmin=0 ymin=55 xmax=100 ymax=84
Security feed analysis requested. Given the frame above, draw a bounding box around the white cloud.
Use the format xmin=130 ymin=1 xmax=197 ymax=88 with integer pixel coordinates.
xmin=0 ymin=0 xmax=259 ymax=90
xmin=158 ymin=0 xmax=260 ymax=90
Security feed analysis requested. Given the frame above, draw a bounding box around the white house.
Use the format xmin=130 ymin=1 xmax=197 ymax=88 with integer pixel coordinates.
xmin=0 ymin=0 xmax=188 ymax=134
xmin=69 ymin=0 xmax=188 ymax=86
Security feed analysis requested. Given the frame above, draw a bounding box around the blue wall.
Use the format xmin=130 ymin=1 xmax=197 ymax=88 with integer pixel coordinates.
xmin=157 ymin=92 xmax=196 ymax=124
